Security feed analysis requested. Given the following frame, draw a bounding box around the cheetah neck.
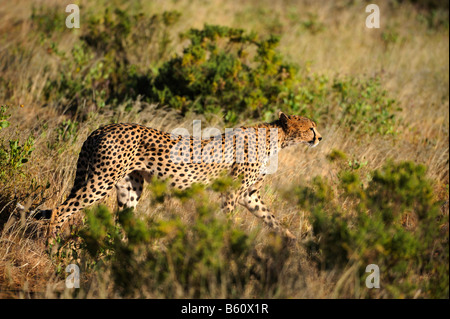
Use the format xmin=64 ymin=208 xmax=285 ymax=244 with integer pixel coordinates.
xmin=245 ymin=120 xmax=287 ymax=151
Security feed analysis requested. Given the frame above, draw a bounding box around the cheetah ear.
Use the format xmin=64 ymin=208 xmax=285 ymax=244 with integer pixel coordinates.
xmin=279 ymin=112 xmax=290 ymax=128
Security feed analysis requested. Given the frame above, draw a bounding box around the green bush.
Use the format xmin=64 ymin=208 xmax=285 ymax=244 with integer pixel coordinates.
xmin=0 ymin=105 xmax=10 ymax=130
xmin=151 ymin=24 xmax=399 ymax=133
xmin=152 ymin=24 xmax=297 ymax=124
xmin=332 ymin=77 xmax=399 ymax=135
xmin=42 ymin=5 xmax=180 ymax=117
xmin=293 ymin=74 xmax=400 ymax=136
xmin=0 ymin=106 xmax=35 ymax=181
xmin=293 ymin=160 xmax=448 ymax=298
xmin=74 ymin=178 xmax=292 ymax=298
xmin=30 ymin=5 xmax=67 ymax=35
xmin=33 ymin=0 xmax=400 ymax=135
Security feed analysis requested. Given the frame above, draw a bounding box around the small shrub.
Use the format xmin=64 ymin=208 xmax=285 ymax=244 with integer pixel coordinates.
xmin=271 ymin=70 xmax=399 ymax=136
xmin=326 ymin=149 xmax=348 ymax=162
xmin=30 ymin=5 xmax=67 ymax=35
xmin=42 ymin=6 xmax=181 ymax=118
xmin=0 ymin=106 xmax=35 ymax=181
xmin=151 ymin=24 xmax=297 ymax=124
xmin=0 ymin=105 xmax=10 ymax=130
xmin=73 ymin=176 xmax=292 ymax=298
xmin=300 ymin=13 xmax=326 ymax=34
xmin=0 ymin=106 xmax=42 ymax=227
xmin=77 ymin=199 xmax=255 ymax=297
xmin=293 ymin=160 xmax=448 ymax=298
xmin=331 ymin=76 xmax=399 ymax=136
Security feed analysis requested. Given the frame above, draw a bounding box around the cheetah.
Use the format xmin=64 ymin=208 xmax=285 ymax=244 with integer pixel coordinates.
xmin=46 ymin=112 xmax=322 ymax=240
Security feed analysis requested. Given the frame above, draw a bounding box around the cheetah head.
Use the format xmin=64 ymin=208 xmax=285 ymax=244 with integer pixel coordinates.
xmin=278 ymin=112 xmax=322 ymax=148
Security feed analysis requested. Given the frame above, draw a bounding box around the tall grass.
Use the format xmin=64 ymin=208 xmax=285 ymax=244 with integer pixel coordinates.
xmin=0 ymin=0 xmax=448 ymax=298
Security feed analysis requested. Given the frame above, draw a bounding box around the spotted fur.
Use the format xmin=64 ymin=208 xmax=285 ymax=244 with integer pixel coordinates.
xmin=47 ymin=112 xmax=322 ymax=240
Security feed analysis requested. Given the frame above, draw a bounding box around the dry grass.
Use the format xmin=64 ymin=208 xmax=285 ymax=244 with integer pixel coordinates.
xmin=0 ymin=0 xmax=448 ymax=298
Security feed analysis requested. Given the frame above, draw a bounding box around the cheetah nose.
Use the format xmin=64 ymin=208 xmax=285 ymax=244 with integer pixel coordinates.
xmin=318 ymin=137 xmax=322 ymax=141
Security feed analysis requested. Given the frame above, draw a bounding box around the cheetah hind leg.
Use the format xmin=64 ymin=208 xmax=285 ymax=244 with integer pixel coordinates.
xmin=47 ymin=171 xmax=148 ymax=242
xmin=47 ymin=176 xmax=116 ymax=240
xmin=115 ymin=171 xmax=146 ymax=210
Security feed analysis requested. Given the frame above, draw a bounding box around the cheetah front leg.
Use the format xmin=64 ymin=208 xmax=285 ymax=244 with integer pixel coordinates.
xmin=238 ymin=187 xmax=296 ymax=240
